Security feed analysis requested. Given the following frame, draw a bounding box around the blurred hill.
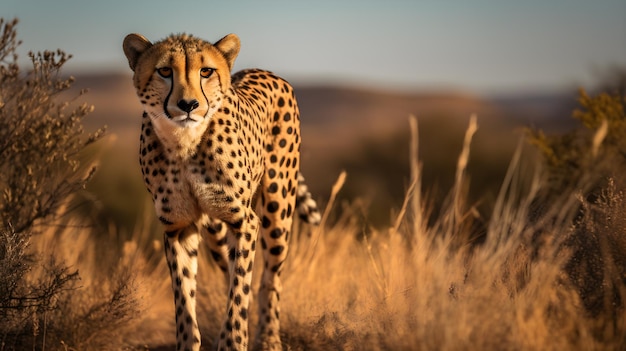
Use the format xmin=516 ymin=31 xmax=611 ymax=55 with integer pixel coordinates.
xmin=69 ymin=73 xmax=579 ymax=228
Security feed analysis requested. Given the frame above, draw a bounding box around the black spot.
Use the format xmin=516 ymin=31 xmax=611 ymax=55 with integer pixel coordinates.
xmin=207 ymin=222 xmax=223 ymax=234
xmin=271 ymin=126 xmax=280 ymax=135
xmin=278 ymin=97 xmax=285 ymax=107
xmin=211 ymin=250 xmax=222 ymax=262
xmin=268 ymin=168 xmax=276 ymax=178
xmin=230 ymin=220 xmax=242 ymax=232
xmin=235 ymin=266 xmax=246 ymax=276
xmin=240 ymin=249 xmax=250 ymax=258
xmin=268 ymin=182 xmax=278 ymax=193
xmin=262 ymin=216 xmax=271 ymax=228
xmin=271 ymin=262 xmax=284 ymax=272
xmin=270 ymin=245 xmax=285 ymax=255
xmin=267 ymin=201 xmax=279 ymax=213
xmin=270 ymin=228 xmax=282 ymax=238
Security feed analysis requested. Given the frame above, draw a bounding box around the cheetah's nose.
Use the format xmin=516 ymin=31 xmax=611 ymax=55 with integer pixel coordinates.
xmin=177 ymin=99 xmax=200 ymax=113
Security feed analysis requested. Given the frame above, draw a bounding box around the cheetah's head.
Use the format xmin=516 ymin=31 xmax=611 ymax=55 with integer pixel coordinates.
xmin=123 ymin=33 xmax=240 ymax=130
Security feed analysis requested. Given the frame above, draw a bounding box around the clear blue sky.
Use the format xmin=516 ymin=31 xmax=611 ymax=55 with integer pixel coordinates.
xmin=3 ymin=0 xmax=625 ymax=94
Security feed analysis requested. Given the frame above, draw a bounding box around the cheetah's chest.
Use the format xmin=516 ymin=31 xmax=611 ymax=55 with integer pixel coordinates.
xmin=141 ymin=126 xmax=264 ymax=228
xmin=144 ymin=157 xmax=202 ymax=227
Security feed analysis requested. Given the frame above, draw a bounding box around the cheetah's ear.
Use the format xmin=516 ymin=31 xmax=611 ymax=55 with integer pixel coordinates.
xmin=214 ymin=34 xmax=240 ymax=71
xmin=123 ymin=33 xmax=152 ymax=72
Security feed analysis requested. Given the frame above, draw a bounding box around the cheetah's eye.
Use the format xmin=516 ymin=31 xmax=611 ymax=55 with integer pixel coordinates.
xmin=157 ymin=67 xmax=172 ymax=78
xmin=200 ymin=67 xmax=215 ymax=78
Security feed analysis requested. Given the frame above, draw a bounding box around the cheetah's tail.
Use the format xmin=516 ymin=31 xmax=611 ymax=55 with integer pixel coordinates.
xmin=296 ymin=172 xmax=321 ymax=225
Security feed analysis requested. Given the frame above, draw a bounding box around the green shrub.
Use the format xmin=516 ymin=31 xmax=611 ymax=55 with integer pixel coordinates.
xmin=527 ymin=86 xmax=626 ymax=196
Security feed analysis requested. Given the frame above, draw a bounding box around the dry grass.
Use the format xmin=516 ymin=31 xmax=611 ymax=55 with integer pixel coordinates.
xmin=273 ymin=117 xmax=624 ymax=351
xmin=21 ymin=115 xmax=620 ymax=351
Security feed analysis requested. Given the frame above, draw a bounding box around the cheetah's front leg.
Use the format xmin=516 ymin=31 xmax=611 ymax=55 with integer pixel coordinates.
xmin=200 ymin=215 xmax=230 ymax=274
xmin=216 ymin=209 xmax=259 ymax=351
xmin=164 ymin=226 xmax=202 ymax=351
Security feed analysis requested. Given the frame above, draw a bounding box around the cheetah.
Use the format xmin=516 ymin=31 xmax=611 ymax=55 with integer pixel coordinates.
xmin=123 ymin=33 xmax=320 ymax=351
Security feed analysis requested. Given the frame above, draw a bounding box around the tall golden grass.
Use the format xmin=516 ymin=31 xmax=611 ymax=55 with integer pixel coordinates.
xmin=21 ymin=115 xmax=625 ymax=350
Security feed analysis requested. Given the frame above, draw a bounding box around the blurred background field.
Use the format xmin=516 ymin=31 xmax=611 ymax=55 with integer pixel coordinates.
xmin=71 ymin=72 xmax=581 ymax=231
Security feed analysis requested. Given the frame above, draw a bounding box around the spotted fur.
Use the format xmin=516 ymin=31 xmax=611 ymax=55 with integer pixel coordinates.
xmin=123 ymin=32 xmax=320 ymax=351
